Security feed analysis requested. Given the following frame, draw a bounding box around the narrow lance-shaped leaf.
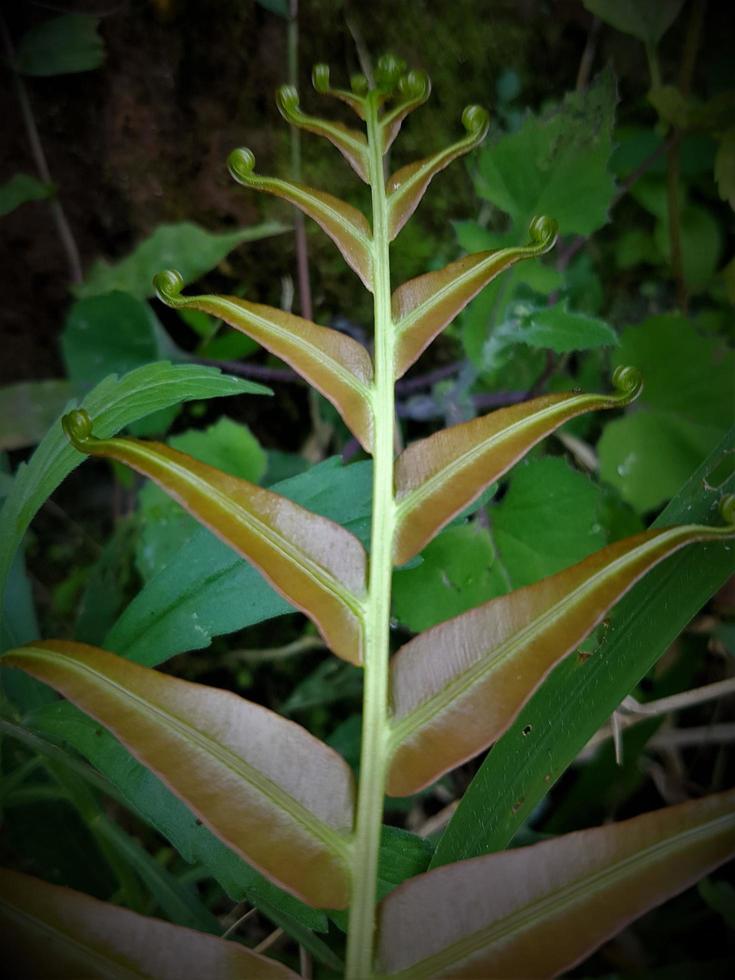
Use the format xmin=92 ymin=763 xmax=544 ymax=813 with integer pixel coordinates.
xmin=228 ymin=148 xmax=374 ymax=290
xmin=393 ymin=366 xmax=642 ymax=565
xmin=386 ymin=500 xmax=735 ymax=796
xmin=3 ymin=641 xmax=355 ymax=909
xmin=312 ymin=62 xmax=368 ymax=119
xmin=379 ymin=69 xmax=432 ymax=154
xmin=277 ymin=85 xmax=370 ymax=182
xmin=155 ymin=270 xmax=375 ymax=452
xmin=0 ymin=868 xmax=299 ymax=979
xmin=63 ymin=410 xmax=368 ymax=665
xmin=386 ymin=105 xmax=489 ymax=240
xmin=377 ymin=788 xmax=735 ymax=979
xmin=392 ymin=215 xmax=558 ymax=378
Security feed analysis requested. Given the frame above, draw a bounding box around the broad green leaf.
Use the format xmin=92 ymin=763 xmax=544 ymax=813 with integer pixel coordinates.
xmin=392 ymin=216 xmax=558 ymax=378
xmin=715 ymin=128 xmax=735 ymax=210
xmin=393 ymin=370 xmax=639 ymax=564
xmin=598 ymin=315 xmax=734 ymax=512
xmin=475 ymin=67 xmax=617 ymax=236
xmin=583 ymin=0 xmax=685 ymax=45
xmin=0 ymin=173 xmax=53 ymax=217
xmin=15 ymin=14 xmax=104 ymax=76
xmin=386 ymin=509 xmax=735 ymax=796
xmin=0 ymin=869 xmax=297 ymax=979
xmin=4 ymin=641 xmax=355 ymax=909
xmin=432 ymin=429 xmax=735 ymax=867
xmin=61 ymin=292 xmax=173 ymax=388
xmin=155 ymin=271 xmax=375 ymax=451
xmin=105 ymin=458 xmax=373 ymax=667
xmin=25 ymin=701 xmax=327 ymax=933
xmin=276 ymin=85 xmax=369 ymax=181
xmin=515 ymin=302 xmax=618 ymax=353
xmin=0 ymin=380 xmax=73 ymax=450
xmin=229 ymin=148 xmax=373 ymax=288
xmin=136 ymin=417 xmax=267 ymax=580
xmin=377 ymin=789 xmax=735 ymax=979
xmin=386 ymin=106 xmax=489 ymax=240
xmin=654 ymin=203 xmax=723 ymax=292
xmin=392 ymin=525 xmax=499 ymax=632
xmin=0 ymin=362 xmax=269 ymax=615
xmin=76 ymin=221 xmax=286 ymax=300
xmin=63 ymin=412 xmax=367 ymax=664
xmin=489 ymin=456 xmax=607 ymax=588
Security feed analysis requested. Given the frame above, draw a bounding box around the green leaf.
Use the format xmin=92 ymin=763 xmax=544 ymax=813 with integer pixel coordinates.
xmin=0 ymin=381 xmax=74 ymax=450
xmin=583 ymin=0 xmax=686 ymax=45
xmin=654 ymin=204 xmax=723 ymax=292
xmin=0 ymin=173 xmax=53 ymax=217
xmin=378 ymin=790 xmax=735 ymax=979
xmin=15 ymin=15 xmax=104 ymax=76
xmin=392 ymin=525 xmax=499 ymax=632
xmin=0 ymin=363 xmax=270 ymax=615
xmin=24 ymin=701 xmax=327 ymax=933
xmin=104 ymin=458 xmax=373 ymax=666
xmin=6 ymin=641 xmax=355 ymax=909
xmin=475 ymin=67 xmax=617 ymax=236
xmin=515 ymin=302 xmax=618 ymax=353
xmin=489 ymin=456 xmax=607 ymax=589
xmin=0 ymin=869 xmax=298 ymax=979
xmin=61 ymin=292 xmax=174 ymax=388
xmin=76 ymin=222 xmax=286 ymax=300
xmin=431 ymin=427 xmax=735 ymax=867
xmin=715 ymin=129 xmax=735 ymax=210
xmin=598 ymin=315 xmax=734 ymax=512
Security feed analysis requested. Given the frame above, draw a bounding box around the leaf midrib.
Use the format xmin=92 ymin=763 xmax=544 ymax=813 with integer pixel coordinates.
xmin=26 ymin=648 xmax=352 ymax=860
xmin=386 ymin=812 xmax=735 ymax=979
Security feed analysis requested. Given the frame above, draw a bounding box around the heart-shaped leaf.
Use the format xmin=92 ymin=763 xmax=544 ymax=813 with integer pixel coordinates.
xmin=62 ymin=410 xmax=368 ymax=664
xmin=3 ymin=641 xmax=354 ymax=908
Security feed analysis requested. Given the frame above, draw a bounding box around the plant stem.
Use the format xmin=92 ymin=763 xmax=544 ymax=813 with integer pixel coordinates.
xmin=345 ymin=91 xmax=395 ymax=980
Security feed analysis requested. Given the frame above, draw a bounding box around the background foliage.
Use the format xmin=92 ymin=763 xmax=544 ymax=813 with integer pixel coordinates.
xmin=1 ymin=0 xmax=734 ymax=975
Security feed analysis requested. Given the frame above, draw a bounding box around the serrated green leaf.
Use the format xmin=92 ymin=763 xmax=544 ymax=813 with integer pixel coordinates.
xmin=392 ymin=525 xmax=499 ymax=632
xmin=15 ymin=15 xmax=104 ymax=76
xmin=516 ymin=302 xmax=618 ymax=353
xmin=475 ymin=68 xmax=617 ymax=236
xmin=76 ymin=222 xmax=286 ymax=299
xmin=490 ymin=456 xmax=607 ymax=588
xmin=0 ymin=363 xmax=270 ymax=617
xmin=0 ymin=173 xmax=53 ymax=217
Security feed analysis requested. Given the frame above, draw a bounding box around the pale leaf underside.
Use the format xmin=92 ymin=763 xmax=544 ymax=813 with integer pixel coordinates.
xmin=154 ymin=272 xmax=375 ymax=453
xmin=3 ymin=641 xmax=354 ymax=909
xmin=391 ymin=216 xmax=558 ymax=378
xmin=387 ymin=520 xmax=735 ymax=796
xmin=393 ymin=369 xmax=641 ymax=565
xmin=63 ymin=411 xmax=368 ymax=665
xmin=0 ymin=868 xmax=299 ymax=979
xmin=377 ymin=789 xmax=735 ymax=978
